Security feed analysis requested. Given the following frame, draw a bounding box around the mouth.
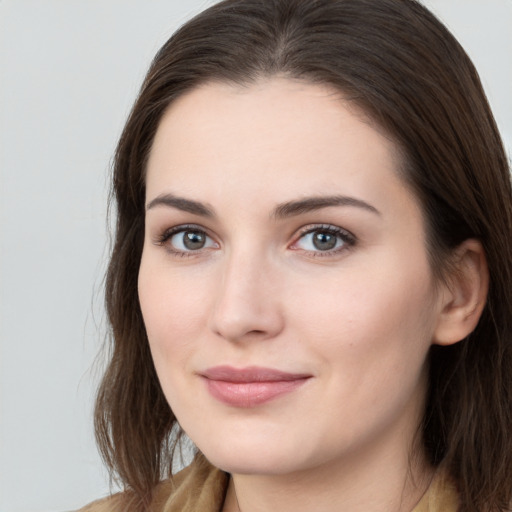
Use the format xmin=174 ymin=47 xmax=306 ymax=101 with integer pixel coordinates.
xmin=200 ymin=365 xmax=312 ymax=408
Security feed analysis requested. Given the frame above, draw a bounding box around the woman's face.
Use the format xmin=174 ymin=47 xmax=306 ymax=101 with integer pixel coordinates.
xmin=139 ymin=78 xmax=445 ymax=476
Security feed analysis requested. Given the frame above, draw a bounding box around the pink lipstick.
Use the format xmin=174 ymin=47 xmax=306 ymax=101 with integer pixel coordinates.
xmin=200 ymin=366 xmax=311 ymax=407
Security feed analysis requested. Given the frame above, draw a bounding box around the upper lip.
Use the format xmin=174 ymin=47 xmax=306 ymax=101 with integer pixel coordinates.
xmin=201 ymin=365 xmax=311 ymax=383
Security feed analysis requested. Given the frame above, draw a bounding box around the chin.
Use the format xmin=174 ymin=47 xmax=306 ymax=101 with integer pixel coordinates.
xmin=192 ymin=431 xmax=318 ymax=476
xmin=204 ymin=449 xmax=300 ymax=476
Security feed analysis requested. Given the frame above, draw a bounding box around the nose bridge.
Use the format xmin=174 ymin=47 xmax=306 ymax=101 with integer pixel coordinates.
xmin=209 ymin=243 xmax=283 ymax=341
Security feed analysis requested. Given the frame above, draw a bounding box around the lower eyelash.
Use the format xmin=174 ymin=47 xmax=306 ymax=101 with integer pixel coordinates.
xmin=151 ymin=224 xmax=213 ymax=258
xmin=152 ymin=223 xmax=356 ymax=259
xmin=297 ymin=225 xmax=357 ymax=257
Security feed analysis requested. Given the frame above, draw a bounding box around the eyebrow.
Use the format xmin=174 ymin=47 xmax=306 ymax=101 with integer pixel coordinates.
xmin=146 ymin=193 xmax=214 ymax=217
xmin=272 ymin=195 xmax=380 ymax=219
xmin=145 ymin=193 xmax=380 ymax=218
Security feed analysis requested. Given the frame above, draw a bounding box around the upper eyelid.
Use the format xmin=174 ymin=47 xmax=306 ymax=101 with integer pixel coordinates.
xmin=152 ymin=224 xmax=215 ymax=248
xmin=290 ymin=224 xmax=356 ymax=251
xmin=160 ymin=223 xmax=211 ymax=238
xmin=293 ymin=223 xmax=355 ymax=240
xmin=156 ymin=222 xmax=352 ymax=235
xmin=154 ymin=225 xmax=218 ymax=257
xmin=152 ymin=222 xmax=355 ymax=249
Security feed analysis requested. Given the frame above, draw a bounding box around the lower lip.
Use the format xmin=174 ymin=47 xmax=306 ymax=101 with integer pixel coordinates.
xmin=204 ymin=378 xmax=309 ymax=407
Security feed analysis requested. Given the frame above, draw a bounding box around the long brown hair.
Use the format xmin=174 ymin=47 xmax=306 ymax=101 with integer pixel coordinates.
xmin=95 ymin=1 xmax=512 ymax=510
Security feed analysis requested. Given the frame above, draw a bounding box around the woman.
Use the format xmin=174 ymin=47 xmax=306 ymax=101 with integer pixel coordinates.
xmin=82 ymin=0 xmax=512 ymax=511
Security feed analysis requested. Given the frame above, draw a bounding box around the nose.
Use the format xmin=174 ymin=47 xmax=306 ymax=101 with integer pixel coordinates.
xmin=208 ymin=249 xmax=284 ymax=342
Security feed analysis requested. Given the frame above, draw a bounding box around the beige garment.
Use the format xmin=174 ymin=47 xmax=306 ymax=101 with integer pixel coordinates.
xmin=79 ymin=454 xmax=458 ymax=512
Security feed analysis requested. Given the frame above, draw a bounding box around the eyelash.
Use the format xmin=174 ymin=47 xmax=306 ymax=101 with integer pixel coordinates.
xmin=291 ymin=224 xmax=356 ymax=258
xmin=154 ymin=223 xmax=356 ymax=258
xmin=154 ymin=224 xmax=217 ymax=257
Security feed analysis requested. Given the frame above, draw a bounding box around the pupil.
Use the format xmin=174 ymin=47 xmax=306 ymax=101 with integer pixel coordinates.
xmin=184 ymin=231 xmax=205 ymax=250
xmin=313 ymin=232 xmax=336 ymax=251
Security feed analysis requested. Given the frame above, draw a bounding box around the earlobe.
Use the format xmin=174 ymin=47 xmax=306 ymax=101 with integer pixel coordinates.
xmin=432 ymin=239 xmax=489 ymax=346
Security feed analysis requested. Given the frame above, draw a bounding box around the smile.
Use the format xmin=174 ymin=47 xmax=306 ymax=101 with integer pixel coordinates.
xmin=200 ymin=366 xmax=312 ymax=408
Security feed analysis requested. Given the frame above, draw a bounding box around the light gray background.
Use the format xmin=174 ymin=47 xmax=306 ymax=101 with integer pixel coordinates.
xmin=0 ymin=1 xmax=510 ymax=511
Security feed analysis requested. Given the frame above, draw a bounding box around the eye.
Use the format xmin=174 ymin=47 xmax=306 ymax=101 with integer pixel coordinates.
xmin=156 ymin=225 xmax=218 ymax=255
xmin=292 ymin=225 xmax=355 ymax=255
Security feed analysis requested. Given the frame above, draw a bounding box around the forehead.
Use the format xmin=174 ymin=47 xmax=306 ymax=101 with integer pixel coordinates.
xmin=145 ymin=78 xmax=411 ymax=214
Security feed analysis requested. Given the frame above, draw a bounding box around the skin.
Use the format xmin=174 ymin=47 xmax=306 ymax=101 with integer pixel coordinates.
xmin=138 ymin=78 xmax=485 ymax=511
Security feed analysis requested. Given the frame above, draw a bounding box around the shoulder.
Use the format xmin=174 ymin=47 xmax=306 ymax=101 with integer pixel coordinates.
xmin=77 ymin=454 xmax=229 ymax=512
xmin=76 ymin=492 xmax=125 ymax=512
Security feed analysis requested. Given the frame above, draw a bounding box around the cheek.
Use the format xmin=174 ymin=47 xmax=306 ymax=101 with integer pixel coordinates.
xmin=289 ymin=255 xmax=438 ymax=374
xmin=137 ymin=257 xmax=217 ymax=414
xmin=289 ymin=260 xmax=437 ymax=441
xmin=138 ymin=258 xmax=213 ymax=363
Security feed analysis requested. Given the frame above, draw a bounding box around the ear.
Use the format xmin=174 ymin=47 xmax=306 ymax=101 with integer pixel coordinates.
xmin=432 ymin=239 xmax=489 ymax=346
